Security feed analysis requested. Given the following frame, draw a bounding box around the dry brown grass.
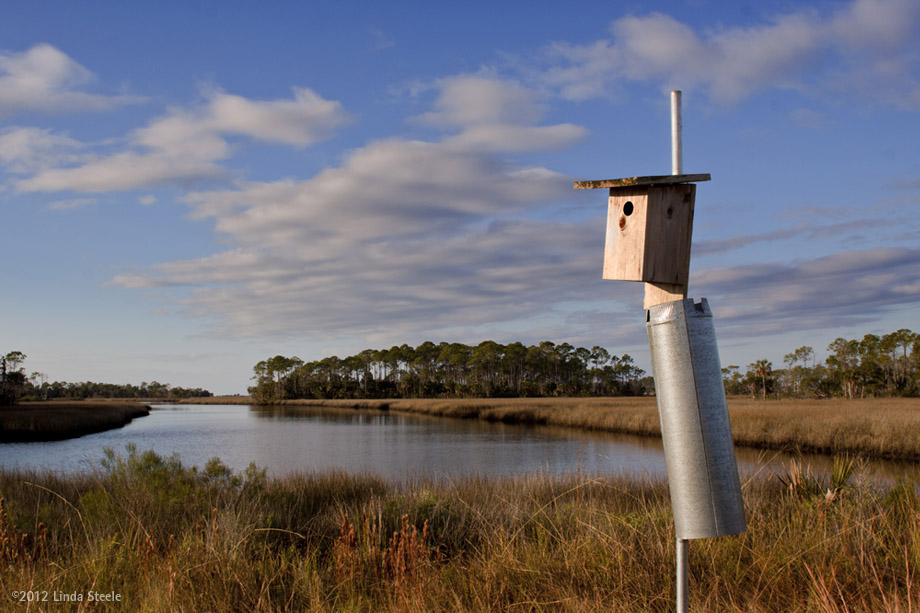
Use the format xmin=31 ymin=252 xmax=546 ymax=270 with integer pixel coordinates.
xmin=726 ymin=397 xmax=920 ymax=460
xmin=0 ymin=401 xmax=150 ymax=442
xmin=0 ymin=446 xmax=917 ymax=611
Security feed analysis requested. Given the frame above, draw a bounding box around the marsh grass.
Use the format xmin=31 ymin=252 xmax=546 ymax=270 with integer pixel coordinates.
xmin=726 ymin=397 xmax=920 ymax=460
xmin=0 ymin=402 xmax=150 ymax=442
xmin=0 ymin=446 xmax=917 ymax=611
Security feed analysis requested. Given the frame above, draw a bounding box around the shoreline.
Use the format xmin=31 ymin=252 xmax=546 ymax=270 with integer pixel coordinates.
xmin=180 ymin=395 xmax=920 ymax=462
xmin=0 ymin=401 xmax=150 ymax=443
xmin=7 ymin=395 xmax=919 ymax=462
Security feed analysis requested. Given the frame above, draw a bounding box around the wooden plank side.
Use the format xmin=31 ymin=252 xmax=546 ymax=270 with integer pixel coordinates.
xmin=603 ymin=188 xmax=647 ymax=282
xmin=643 ymin=184 xmax=695 ymax=286
xmin=574 ymin=173 xmax=710 ymax=190
xmin=644 ymin=282 xmax=687 ymax=310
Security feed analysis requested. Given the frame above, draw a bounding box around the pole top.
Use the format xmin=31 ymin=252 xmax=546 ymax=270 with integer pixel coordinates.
xmin=573 ymin=173 xmax=710 ymax=190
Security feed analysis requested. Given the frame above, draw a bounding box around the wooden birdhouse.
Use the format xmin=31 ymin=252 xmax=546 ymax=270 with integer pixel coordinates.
xmin=574 ymin=173 xmax=710 ymax=308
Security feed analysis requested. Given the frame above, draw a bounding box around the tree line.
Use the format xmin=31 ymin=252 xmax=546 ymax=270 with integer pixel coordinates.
xmin=0 ymin=351 xmax=212 ymax=405
xmin=722 ymin=328 xmax=919 ymax=399
xmin=6 ymin=325 xmax=917 ymax=407
xmin=254 ymin=328 xmax=920 ymax=403
xmin=249 ymin=341 xmax=648 ymax=403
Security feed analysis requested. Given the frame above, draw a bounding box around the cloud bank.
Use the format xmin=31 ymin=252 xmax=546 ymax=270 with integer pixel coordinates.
xmin=107 ymin=75 xmax=595 ymax=340
xmin=542 ymin=0 xmax=920 ymax=107
xmin=695 ymin=248 xmax=920 ymax=335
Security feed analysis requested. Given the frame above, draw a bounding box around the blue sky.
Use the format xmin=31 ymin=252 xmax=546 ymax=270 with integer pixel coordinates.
xmin=1 ymin=0 xmax=918 ymax=394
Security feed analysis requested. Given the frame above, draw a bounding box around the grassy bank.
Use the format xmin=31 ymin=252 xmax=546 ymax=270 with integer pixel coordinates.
xmin=0 ymin=447 xmax=917 ymax=611
xmin=0 ymin=402 xmax=150 ymax=443
xmin=188 ymin=396 xmax=920 ymax=461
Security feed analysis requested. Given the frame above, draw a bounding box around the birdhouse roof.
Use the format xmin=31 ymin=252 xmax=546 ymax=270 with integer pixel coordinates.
xmin=573 ymin=173 xmax=710 ymax=190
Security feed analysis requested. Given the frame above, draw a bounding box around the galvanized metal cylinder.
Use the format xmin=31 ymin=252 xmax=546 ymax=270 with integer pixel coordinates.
xmin=647 ymin=298 xmax=747 ymax=539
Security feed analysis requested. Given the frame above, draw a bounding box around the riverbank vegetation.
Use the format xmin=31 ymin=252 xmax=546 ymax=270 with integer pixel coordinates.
xmin=0 ymin=446 xmax=916 ymax=611
xmin=1 ymin=350 xmax=211 ymax=405
xmin=20 ymin=380 xmax=212 ymax=402
xmin=250 ymin=328 xmax=919 ymax=404
xmin=0 ymin=402 xmax=150 ymax=443
xmin=726 ymin=329 xmax=919 ymax=399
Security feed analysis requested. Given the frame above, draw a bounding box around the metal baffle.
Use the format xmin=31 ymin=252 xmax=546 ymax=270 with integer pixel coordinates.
xmin=647 ymin=298 xmax=747 ymax=539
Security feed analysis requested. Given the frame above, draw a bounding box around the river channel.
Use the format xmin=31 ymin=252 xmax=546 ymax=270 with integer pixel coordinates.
xmin=0 ymin=404 xmax=915 ymax=482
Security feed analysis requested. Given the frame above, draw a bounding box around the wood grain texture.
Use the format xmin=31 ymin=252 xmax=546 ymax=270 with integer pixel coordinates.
xmin=644 ymin=282 xmax=687 ymax=310
xmin=602 ymin=184 xmax=695 ymax=290
xmin=603 ymin=188 xmax=648 ymax=281
xmin=643 ymin=184 xmax=695 ymax=285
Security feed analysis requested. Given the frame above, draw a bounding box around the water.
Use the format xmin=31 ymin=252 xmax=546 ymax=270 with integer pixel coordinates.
xmin=1 ymin=404 xmax=915 ymax=482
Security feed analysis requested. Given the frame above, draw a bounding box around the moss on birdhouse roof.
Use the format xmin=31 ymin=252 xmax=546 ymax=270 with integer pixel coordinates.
xmin=573 ymin=173 xmax=710 ymax=190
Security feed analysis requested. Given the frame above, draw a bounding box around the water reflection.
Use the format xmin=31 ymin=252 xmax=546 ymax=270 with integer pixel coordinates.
xmin=245 ymin=404 xmax=671 ymax=479
xmin=0 ymin=404 xmax=916 ymax=485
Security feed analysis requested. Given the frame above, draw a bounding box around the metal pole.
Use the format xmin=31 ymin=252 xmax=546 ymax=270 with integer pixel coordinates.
xmin=671 ymin=90 xmax=683 ymax=175
xmin=672 ymin=88 xmax=688 ymax=613
xmin=677 ymin=538 xmax=689 ymax=612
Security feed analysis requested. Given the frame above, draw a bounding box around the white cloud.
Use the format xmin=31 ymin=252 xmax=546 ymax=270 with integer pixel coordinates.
xmin=191 ymin=136 xmax=575 ymax=251
xmin=179 ymin=87 xmax=352 ymax=148
xmin=0 ymin=127 xmax=88 ymax=174
xmin=416 ymin=75 xmax=587 ymax=152
xmin=0 ymin=44 xmax=143 ymax=117
xmin=541 ymin=0 xmax=920 ymax=107
xmin=16 ymin=87 xmax=352 ymax=193
xmin=829 ymin=0 xmax=918 ymax=51
xmin=16 ymin=150 xmax=227 ymax=193
xmin=541 ymin=40 xmax=620 ymax=101
xmin=108 ymin=77 xmax=593 ymax=340
xmin=416 ymin=75 xmax=548 ymax=127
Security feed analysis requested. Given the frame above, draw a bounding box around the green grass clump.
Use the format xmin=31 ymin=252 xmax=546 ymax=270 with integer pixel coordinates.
xmin=1 ymin=446 xmax=917 ymax=611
